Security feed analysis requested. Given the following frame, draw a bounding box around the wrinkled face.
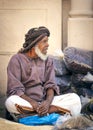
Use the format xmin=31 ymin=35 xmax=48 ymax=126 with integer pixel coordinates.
xmin=37 ymin=36 xmax=49 ymax=55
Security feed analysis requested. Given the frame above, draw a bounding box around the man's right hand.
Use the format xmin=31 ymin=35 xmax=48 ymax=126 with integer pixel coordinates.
xmin=30 ymin=100 xmax=39 ymax=111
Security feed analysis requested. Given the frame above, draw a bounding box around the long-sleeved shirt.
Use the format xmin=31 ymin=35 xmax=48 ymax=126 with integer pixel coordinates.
xmin=7 ymin=53 xmax=59 ymax=102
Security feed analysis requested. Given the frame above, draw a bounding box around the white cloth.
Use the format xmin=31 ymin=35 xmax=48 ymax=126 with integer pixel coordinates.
xmin=5 ymin=93 xmax=81 ymax=116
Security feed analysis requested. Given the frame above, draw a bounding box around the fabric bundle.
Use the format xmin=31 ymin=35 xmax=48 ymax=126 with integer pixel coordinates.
xmin=63 ymin=47 xmax=93 ymax=98
xmin=53 ymin=115 xmax=93 ymax=130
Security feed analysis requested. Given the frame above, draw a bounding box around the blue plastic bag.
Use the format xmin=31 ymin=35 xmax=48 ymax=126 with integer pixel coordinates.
xmin=18 ymin=113 xmax=61 ymax=126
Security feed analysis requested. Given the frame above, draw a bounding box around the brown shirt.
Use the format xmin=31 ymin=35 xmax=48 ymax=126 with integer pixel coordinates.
xmin=7 ymin=53 xmax=59 ymax=101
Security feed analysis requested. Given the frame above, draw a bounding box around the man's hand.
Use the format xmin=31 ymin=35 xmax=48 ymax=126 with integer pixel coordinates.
xmin=37 ymin=100 xmax=50 ymax=116
xmin=36 ymin=88 xmax=54 ymax=116
xmin=31 ymin=100 xmax=39 ymax=111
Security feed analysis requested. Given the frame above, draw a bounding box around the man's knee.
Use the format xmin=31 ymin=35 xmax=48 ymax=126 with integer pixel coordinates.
xmin=5 ymin=95 xmax=20 ymax=114
xmin=5 ymin=95 xmax=32 ymax=114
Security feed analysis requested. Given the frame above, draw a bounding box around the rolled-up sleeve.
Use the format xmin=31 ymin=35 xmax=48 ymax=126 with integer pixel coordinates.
xmin=44 ymin=57 xmax=60 ymax=95
xmin=7 ymin=55 xmax=25 ymax=97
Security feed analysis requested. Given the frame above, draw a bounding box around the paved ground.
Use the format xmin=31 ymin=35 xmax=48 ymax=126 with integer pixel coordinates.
xmin=0 ymin=118 xmax=53 ymax=130
xmin=0 ymin=94 xmax=6 ymax=118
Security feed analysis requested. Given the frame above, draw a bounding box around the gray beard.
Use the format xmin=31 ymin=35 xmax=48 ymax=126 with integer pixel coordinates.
xmin=35 ymin=46 xmax=48 ymax=61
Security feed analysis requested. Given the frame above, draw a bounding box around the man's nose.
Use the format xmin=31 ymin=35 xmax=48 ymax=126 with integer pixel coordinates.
xmin=46 ymin=42 xmax=49 ymax=47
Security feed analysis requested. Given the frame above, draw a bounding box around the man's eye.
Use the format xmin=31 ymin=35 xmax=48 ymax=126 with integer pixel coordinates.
xmin=44 ymin=40 xmax=48 ymax=43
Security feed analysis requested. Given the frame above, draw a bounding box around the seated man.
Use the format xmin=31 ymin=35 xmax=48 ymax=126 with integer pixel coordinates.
xmin=5 ymin=26 xmax=81 ymax=120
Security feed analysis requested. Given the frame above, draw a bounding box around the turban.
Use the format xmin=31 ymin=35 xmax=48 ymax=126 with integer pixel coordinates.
xmin=22 ymin=26 xmax=50 ymax=52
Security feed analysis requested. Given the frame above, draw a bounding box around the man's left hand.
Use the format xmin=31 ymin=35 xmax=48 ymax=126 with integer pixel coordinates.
xmin=37 ymin=100 xmax=50 ymax=116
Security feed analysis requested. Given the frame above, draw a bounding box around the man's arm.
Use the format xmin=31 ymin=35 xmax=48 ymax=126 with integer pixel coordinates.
xmin=44 ymin=57 xmax=59 ymax=95
xmin=36 ymin=58 xmax=59 ymax=116
xmin=46 ymin=88 xmax=54 ymax=104
xmin=20 ymin=94 xmax=39 ymax=111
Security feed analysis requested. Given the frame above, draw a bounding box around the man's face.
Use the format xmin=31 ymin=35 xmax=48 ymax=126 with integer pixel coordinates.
xmin=37 ymin=36 xmax=49 ymax=55
xmin=35 ymin=36 xmax=49 ymax=60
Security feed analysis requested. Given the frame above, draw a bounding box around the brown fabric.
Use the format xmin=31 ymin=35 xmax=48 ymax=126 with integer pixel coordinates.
xmin=15 ymin=104 xmax=71 ymax=115
xmin=48 ymin=105 xmax=71 ymax=115
xmin=15 ymin=104 xmax=35 ymax=114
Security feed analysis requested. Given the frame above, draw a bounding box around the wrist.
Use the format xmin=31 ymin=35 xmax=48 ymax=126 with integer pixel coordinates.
xmin=46 ymin=99 xmax=51 ymax=105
